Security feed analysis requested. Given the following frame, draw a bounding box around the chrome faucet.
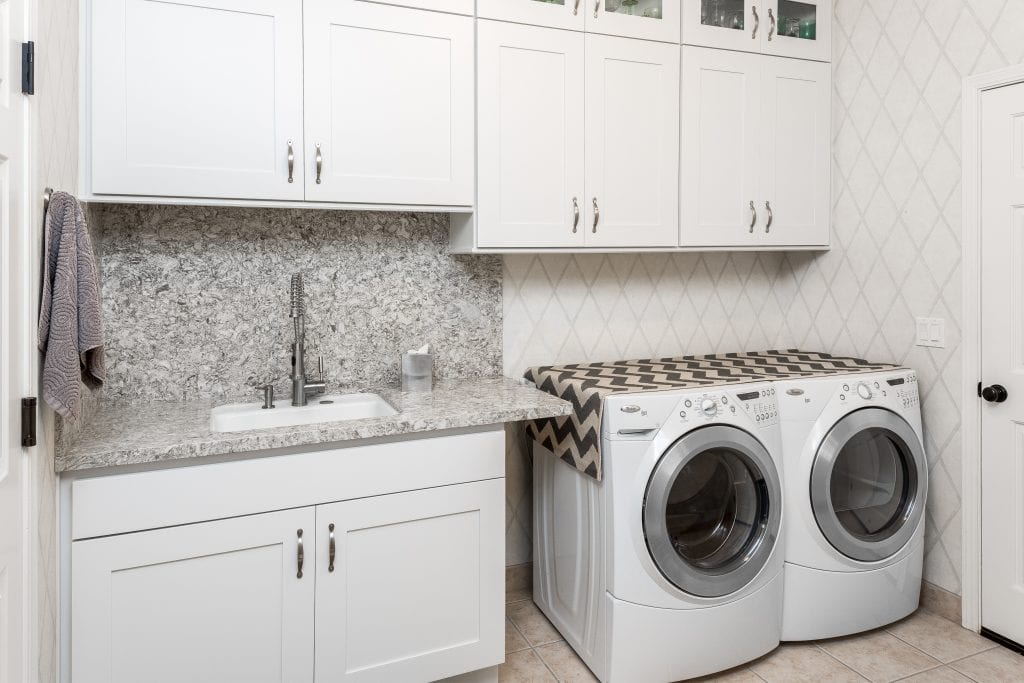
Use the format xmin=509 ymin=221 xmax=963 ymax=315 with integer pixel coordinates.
xmin=289 ymin=273 xmax=326 ymax=406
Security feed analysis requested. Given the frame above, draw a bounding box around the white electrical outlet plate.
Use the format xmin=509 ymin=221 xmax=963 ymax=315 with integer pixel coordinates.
xmin=915 ymin=317 xmax=945 ymax=348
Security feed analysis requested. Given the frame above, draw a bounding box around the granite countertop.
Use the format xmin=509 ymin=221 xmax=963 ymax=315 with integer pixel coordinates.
xmin=56 ymin=378 xmax=572 ymax=473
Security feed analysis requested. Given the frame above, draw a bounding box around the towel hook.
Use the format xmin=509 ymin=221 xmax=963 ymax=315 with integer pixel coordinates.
xmin=42 ymin=187 xmax=53 ymax=229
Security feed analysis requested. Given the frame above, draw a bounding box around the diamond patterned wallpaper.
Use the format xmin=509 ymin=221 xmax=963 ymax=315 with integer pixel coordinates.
xmin=503 ymin=0 xmax=1024 ymax=593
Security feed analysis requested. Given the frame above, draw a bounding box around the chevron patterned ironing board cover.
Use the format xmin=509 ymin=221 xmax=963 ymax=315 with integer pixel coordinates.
xmin=524 ymin=350 xmax=900 ymax=480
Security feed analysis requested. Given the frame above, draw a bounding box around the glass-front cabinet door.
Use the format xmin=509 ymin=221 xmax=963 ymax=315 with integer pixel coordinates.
xmin=763 ymin=0 xmax=831 ymax=61
xmin=683 ymin=0 xmax=762 ymax=53
xmin=477 ymin=0 xmax=586 ymax=31
xmin=587 ymin=0 xmax=680 ymax=43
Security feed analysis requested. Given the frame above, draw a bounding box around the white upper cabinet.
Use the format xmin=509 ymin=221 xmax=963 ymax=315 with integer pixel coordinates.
xmin=585 ymin=35 xmax=680 ymax=247
xmin=476 ymin=21 xmax=586 ymax=248
xmin=303 ymin=0 xmax=474 ymax=206
xmin=588 ymin=1 xmax=681 ymax=43
xmin=762 ymin=0 xmax=831 ymax=61
xmin=680 ymin=47 xmax=761 ymax=247
xmin=682 ymin=0 xmax=832 ymax=62
xmin=478 ymin=0 xmax=587 ymax=31
xmin=72 ymin=509 xmax=315 ymax=683
xmin=314 ymin=481 xmax=504 ymax=682
xmin=89 ymin=0 xmax=304 ymax=200
xmin=759 ymin=55 xmax=830 ymax=246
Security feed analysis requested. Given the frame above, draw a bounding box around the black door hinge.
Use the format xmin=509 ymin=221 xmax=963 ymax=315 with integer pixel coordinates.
xmin=21 ymin=398 xmax=37 ymax=447
xmin=21 ymin=41 xmax=34 ymax=95
xmin=978 ymin=381 xmax=983 ymax=398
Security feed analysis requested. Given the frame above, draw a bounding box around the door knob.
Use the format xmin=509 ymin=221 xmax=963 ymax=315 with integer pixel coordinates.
xmin=982 ymin=384 xmax=1008 ymax=403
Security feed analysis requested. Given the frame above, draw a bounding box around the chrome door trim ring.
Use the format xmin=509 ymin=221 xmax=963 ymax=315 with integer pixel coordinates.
xmin=643 ymin=425 xmax=782 ymax=599
xmin=810 ymin=408 xmax=927 ymax=563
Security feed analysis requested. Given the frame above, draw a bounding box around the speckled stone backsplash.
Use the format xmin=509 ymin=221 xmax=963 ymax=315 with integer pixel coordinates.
xmin=94 ymin=205 xmax=502 ymax=402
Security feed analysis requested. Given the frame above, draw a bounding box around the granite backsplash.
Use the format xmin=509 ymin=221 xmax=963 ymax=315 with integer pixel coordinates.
xmin=92 ymin=205 xmax=502 ymax=402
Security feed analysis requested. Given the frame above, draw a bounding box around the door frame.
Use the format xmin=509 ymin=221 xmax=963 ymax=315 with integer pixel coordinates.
xmin=960 ymin=62 xmax=1024 ymax=634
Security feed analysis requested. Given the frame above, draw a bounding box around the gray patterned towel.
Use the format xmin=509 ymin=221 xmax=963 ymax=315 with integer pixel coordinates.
xmin=38 ymin=191 xmax=105 ymax=418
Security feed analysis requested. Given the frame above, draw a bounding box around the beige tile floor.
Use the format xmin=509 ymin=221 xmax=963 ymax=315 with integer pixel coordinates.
xmin=500 ymin=590 xmax=1024 ymax=683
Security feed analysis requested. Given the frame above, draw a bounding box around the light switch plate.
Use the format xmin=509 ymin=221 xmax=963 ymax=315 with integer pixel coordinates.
xmin=915 ymin=317 xmax=945 ymax=348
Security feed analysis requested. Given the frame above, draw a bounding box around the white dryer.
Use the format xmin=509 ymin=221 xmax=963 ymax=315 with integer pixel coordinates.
xmin=533 ymin=383 xmax=785 ymax=682
xmin=775 ymin=370 xmax=927 ymax=641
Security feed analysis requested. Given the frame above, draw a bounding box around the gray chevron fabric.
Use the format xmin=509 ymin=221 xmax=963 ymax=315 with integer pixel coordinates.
xmin=524 ymin=350 xmax=899 ymax=480
xmin=38 ymin=191 xmax=105 ymax=419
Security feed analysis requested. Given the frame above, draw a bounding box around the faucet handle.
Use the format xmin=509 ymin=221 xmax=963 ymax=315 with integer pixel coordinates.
xmin=259 ymin=384 xmax=275 ymax=410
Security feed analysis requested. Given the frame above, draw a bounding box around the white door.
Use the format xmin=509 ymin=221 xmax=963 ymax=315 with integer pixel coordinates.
xmin=0 ymin=0 xmax=30 ymax=679
xmin=476 ymin=20 xmax=586 ymax=248
xmin=759 ymin=55 xmax=830 ymax=247
xmin=679 ymin=46 xmax=761 ymax=247
xmin=682 ymin=0 xmax=762 ymax=54
xmin=314 ymin=480 xmax=504 ymax=682
xmin=588 ymin=0 xmax=680 ymax=43
xmin=71 ymin=509 xmax=315 ymax=683
xmin=303 ymin=0 xmax=474 ymax=206
xmin=761 ymin=0 xmax=831 ymax=62
xmin=980 ymin=81 xmax=1024 ymax=647
xmin=477 ymin=0 xmax=586 ymax=31
xmin=585 ymin=34 xmax=679 ymax=247
xmin=89 ymin=0 xmax=304 ymax=200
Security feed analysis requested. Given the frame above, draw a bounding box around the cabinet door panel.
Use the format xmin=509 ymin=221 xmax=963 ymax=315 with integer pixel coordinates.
xmin=89 ymin=0 xmax=303 ymax=200
xmin=682 ymin=0 xmax=760 ymax=53
xmin=71 ymin=509 xmax=315 ymax=683
xmin=585 ymin=35 xmax=679 ymax=248
xmin=680 ymin=47 xmax=761 ymax=247
xmin=315 ymin=480 xmax=505 ymax=682
xmin=762 ymin=0 xmax=832 ymax=62
xmin=477 ymin=21 xmax=586 ymax=248
xmin=588 ymin=1 xmax=680 ymax=43
xmin=478 ymin=0 xmax=586 ymax=31
xmin=760 ymin=56 xmax=830 ymax=247
xmin=303 ymin=0 xmax=473 ymax=206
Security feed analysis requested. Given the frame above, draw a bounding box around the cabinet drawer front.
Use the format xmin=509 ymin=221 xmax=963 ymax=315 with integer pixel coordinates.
xmin=314 ymin=479 xmax=505 ymax=682
xmin=72 ymin=508 xmax=315 ymax=683
xmin=303 ymin=0 xmax=474 ymax=206
xmin=89 ymin=0 xmax=304 ymax=200
xmin=71 ymin=428 xmax=505 ymax=540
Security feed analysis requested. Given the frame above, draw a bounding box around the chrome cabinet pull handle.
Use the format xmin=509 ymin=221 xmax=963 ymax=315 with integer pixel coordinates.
xmin=328 ymin=523 xmax=336 ymax=573
xmin=594 ymin=0 xmax=600 ymax=19
xmin=573 ymin=0 xmax=581 ymax=15
xmin=572 ymin=197 xmax=580 ymax=233
xmin=752 ymin=6 xmax=759 ymax=39
xmin=768 ymin=8 xmax=775 ymax=41
xmin=592 ymin=198 xmax=600 ymax=233
xmin=315 ymin=143 xmax=323 ymax=185
xmin=296 ymin=529 xmax=304 ymax=579
xmin=287 ymin=141 xmax=295 ymax=184
xmin=765 ymin=201 xmax=773 ymax=233
xmin=749 ymin=200 xmax=757 ymax=233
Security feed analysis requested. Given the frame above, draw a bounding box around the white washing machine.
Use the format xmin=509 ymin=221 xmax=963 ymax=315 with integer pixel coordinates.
xmin=775 ymin=370 xmax=928 ymax=641
xmin=533 ymin=383 xmax=785 ymax=682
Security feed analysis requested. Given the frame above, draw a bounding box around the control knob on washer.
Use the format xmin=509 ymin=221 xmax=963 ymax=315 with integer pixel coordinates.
xmin=857 ymin=382 xmax=873 ymax=400
xmin=700 ymin=398 xmax=719 ymax=418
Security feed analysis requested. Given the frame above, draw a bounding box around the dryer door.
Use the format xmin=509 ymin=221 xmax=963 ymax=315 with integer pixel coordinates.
xmin=810 ymin=408 xmax=928 ymax=562
xmin=643 ymin=425 xmax=782 ymax=598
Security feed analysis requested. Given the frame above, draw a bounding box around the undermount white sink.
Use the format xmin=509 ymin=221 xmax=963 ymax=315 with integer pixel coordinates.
xmin=210 ymin=393 xmax=398 ymax=433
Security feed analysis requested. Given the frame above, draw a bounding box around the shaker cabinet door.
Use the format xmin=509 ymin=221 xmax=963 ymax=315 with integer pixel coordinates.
xmin=314 ymin=480 xmax=505 ymax=683
xmin=680 ymin=47 xmax=762 ymax=247
xmin=682 ymin=0 xmax=762 ymax=53
xmin=759 ymin=56 xmax=830 ymax=247
xmin=303 ymin=0 xmax=474 ymax=206
xmin=71 ymin=508 xmax=316 ymax=683
xmin=588 ymin=0 xmax=681 ymax=43
xmin=762 ymin=0 xmax=832 ymax=62
xmin=89 ymin=0 xmax=304 ymax=200
xmin=584 ymin=34 xmax=680 ymax=247
xmin=477 ymin=21 xmax=586 ymax=248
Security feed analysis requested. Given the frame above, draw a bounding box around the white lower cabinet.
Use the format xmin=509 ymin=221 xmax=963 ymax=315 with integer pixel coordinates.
xmin=314 ymin=481 xmax=504 ymax=682
xmin=67 ymin=430 xmax=505 ymax=683
xmin=72 ymin=509 xmax=316 ymax=683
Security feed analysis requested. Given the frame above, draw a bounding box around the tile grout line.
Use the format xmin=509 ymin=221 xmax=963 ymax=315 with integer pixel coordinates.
xmin=811 ymin=642 xmax=871 ymax=681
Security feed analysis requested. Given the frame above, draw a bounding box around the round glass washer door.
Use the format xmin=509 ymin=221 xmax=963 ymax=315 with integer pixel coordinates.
xmin=811 ymin=408 xmax=927 ymax=562
xmin=643 ymin=425 xmax=782 ymax=599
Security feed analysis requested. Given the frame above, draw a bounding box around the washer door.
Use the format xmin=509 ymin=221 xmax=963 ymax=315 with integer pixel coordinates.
xmin=811 ymin=408 xmax=927 ymax=562
xmin=643 ymin=426 xmax=782 ymax=599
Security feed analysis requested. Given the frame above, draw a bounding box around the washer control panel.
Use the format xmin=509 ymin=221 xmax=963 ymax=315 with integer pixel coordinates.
xmin=888 ymin=373 xmax=920 ymax=409
xmin=835 ymin=373 xmax=919 ymax=409
xmin=735 ymin=386 xmax=779 ymax=426
xmin=676 ymin=386 xmax=778 ymax=426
